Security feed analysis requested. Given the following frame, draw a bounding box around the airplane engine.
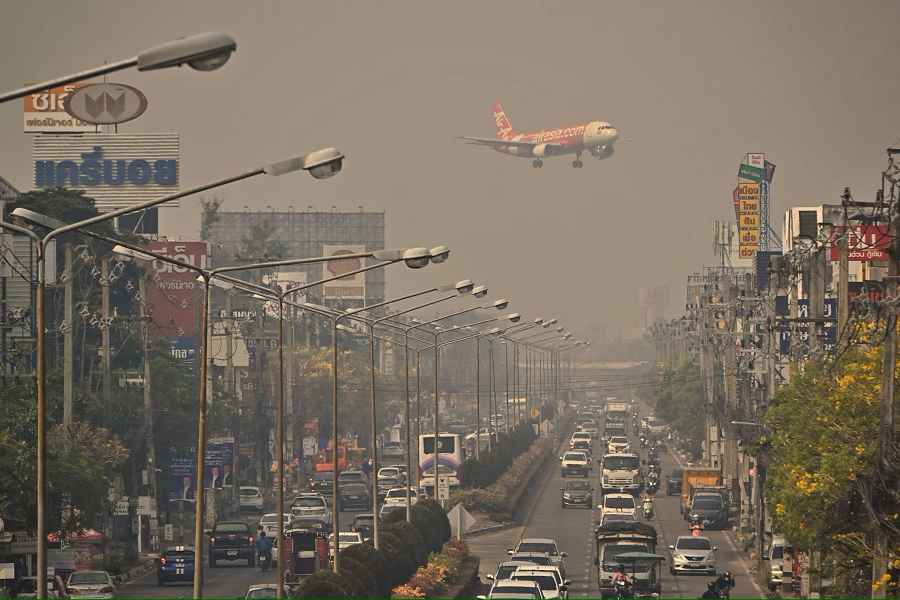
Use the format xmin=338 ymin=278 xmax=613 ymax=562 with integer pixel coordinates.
xmin=532 ymin=144 xmax=549 ymax=157
xmin=590 ymin=145 xmax=614 ymax=159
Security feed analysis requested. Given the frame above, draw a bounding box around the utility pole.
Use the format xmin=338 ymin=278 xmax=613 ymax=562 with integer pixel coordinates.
xmin=225 ymin=292 xmax=239 ymax=505
xmin=139 ymin=274 xmax=158 ymax=535
xmin=63 ymin=244 xmax=73 ymax=426
xmin=474 ymin=337 xmax=480 ymax=459
xmin=838 ymin=190 xmax=851 ymax=342
xmin=101 ymin=256 xmax=111 ymax=420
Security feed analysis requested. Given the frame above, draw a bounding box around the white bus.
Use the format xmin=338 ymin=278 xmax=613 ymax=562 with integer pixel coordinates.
xmin=418 ymin=433 xmax=462 ymax=497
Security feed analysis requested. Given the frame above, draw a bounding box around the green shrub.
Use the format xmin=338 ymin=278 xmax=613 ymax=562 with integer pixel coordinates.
xmin=334 ymin=555 xmax=377 ymax=597
xmin=383 ymin=520 xmax=429 ymax=566
xmin=295 ymin=569 xmax=349 ymax=597
xmin=341 ymin=542 xmax=391 ymax=597
xmin=379 ymin=530 xmax=418 ymax=585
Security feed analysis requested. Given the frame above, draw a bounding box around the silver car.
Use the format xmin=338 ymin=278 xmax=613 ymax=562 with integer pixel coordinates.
xmin=66 ymin=570 xmax=115 ymax=599
xmin=669 ymin=535 xmax=717 ymax=575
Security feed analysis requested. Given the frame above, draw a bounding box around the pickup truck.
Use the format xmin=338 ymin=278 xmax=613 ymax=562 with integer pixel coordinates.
xmin=208 ymin=521 xmax=254 ymax=567
xmin=559 ymin=451 xmax=591 ymax=478
xmin=593 ymin=521 xmax=661 ymax=598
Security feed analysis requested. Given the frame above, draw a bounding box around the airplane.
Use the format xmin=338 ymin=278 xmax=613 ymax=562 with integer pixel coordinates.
xmin=458 ymin=102 xmax=619 ymax=168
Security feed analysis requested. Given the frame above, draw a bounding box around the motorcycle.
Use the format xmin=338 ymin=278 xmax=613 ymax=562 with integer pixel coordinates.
xmin=645 ymin=475 xmax=660 ymax=496
xmin=639 ymin=436 xmax=648 ymax=449
xmin=642 ymin=498 xmax=654 ymax=520
xmin=258 ymin=550 xmax=271 ymax=572
xmin=689 ymin=514 xmax=709 ymax=537
xmin=613 ymin=578 xmax=634 ymax=599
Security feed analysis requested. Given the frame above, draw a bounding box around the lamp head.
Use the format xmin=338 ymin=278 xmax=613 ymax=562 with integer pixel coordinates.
xmin=556 ymin=326 xmax=564 ymax=332
xmin=402 ymin=247 xmax=431 ymax=269
xmin=545 ymin=318 xmax=558 ymax=326
xmin=534 ymin=318 xmax=543 ymax=324
xmin=505 ymin=313 xmax=521 ymax=323
xmin=112 ymin=244 xmax=154 ymax=263
xmin=455 ymin=279 xmax=474 ymax=294
xmin=11 ymin=207 xmax=65 ymax=229
xmin=492 ymin=298 xmax=509 ymax=310
xmin=563 ymin=333 xmax=573 ymax=340
xmin=429 ymin=245 xmax=450 ymax=264
xmin=137 ymin=32 xmax=236 ymax=72
xmin=264 ymin=148 xmax=345 ymax=179
xmin=471 ymin=285 xmax=488 ymax=298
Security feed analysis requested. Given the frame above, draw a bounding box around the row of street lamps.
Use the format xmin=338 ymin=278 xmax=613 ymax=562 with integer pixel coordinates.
xmin=0 ymin=31 xmax=591 ymax=598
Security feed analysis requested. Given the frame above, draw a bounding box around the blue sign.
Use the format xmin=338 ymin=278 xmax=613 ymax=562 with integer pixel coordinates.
xmin=34 ymin=145 xmax=178 ymax=188
xmin=169 ymin=337 xmax=196 ymax=361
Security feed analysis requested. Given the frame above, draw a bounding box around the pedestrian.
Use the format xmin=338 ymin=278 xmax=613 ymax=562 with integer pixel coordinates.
xmin=361 ymin=457 xmax=372 ymax=477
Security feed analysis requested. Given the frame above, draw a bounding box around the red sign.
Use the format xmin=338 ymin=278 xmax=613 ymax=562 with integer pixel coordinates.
xmin=829 ymin=225 xmax=893 ymax=261
xmin=146 ymin=241 xmax=208 ymax=339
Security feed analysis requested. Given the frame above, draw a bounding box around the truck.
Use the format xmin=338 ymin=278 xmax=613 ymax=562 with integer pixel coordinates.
xmin=604 ymin=402 xmax=629 ymax=428
xmin=594 ymin=521 xmax=661 ymax=598
xmin=679 ymin=467 xmax=723 ymax=516
xmin=600 ymin=453 xmax=642 ymax=495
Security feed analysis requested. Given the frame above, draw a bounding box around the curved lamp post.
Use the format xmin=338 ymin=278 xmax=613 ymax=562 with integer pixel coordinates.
xmin=1 ymin=32 xmax=237 ymax=103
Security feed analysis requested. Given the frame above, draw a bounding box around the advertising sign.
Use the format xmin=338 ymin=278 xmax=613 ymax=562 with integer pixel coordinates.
xmin=33 ymin=133 xmax=180 ymax=212
xmin=64 ymin=83 xmax=148 ymax=125
xmin=165 ymin=437 xmax=235 ymax=500
xmin=738 ymin=163 xmax=764 ymax=182
xmin=322 ymin=245 xmax=367 ymax=300
xmin=23 ymin=83 xmax=95 ymax=133
xmin=829 ymin=224 xmax=893 ymax=261
xmin=746 ymin=153 xmax=766 ymax=169
xmin=737 ymin=181 xmax=762 ymax=258
xmin=146 ymin=241 xmax=208 ymax=341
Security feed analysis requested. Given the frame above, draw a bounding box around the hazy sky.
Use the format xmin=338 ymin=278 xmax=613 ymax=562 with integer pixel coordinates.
xmin=3 ymin=1 xmax=899 ymax=341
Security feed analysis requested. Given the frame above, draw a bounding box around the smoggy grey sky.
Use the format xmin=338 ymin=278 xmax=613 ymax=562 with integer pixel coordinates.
xmin=2 ymin=1 xmax=899 ymax=341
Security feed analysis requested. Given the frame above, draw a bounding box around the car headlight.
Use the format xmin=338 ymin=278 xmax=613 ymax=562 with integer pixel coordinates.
xmin=562 ymin=493 xmax=572 ymax=499
xmin=673 ymin=554 xmax=686 ymax=562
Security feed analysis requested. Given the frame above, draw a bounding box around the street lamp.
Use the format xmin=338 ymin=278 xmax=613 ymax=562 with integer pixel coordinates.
xmin=0 ymin=32 xmax=237 ymax=104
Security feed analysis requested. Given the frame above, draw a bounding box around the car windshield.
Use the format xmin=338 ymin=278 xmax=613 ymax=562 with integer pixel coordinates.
xmin=513 ymin=574 xmax=557 ymax=591
xmin=677 ymin=538 xmax=712 ymax=550
xmin=164 ymin=549 xmax=195 ymax=559
xmin=610 ymin=437 xmax=628 ymax=444
xmin=422 ymin=436 xmax=456 ymax=454
xmin=342 ymin=484 xmax=367 ymax=494
xmin=566 ymin=481 xmax=590 ymax=491
xmin=294 ymin=497 xmax=325 ymax=508
xmin=496 ymin=565 xmax=522 ymax=580
xmin=333 ymin=533 xmax=360 ymax=543
xmin=604 ymin=497 xmax=635 ymax=509
xmin=386 ymin=488 xmax=409 ymax=498
xmin=573 ymin=441 xmax=589 ymax=447
xmin=340 ymin=472 xmax=363 ymax=481
xmin=239 ymin=488 xmax=259 ymax=496
xmin=260 ymin=514 xmax=286 ymax=524
xmin=215 ymin=523 xmax=249 ymax=533
xmin=693 ymin=497 xmax=722 ymax=509
xmin=246 ymin=586 xmax=277 ymax=598
xmin=379 ymin=477 xmax=400 ymax=486
xmin=492 ymin=587 xmax=539 ymax=597
xmin=604 ymin=456 xmax=639 ymax=470
xmin=603 ymin=544 xmax=651 ymax=572
xmin=379 ymin=469 xmax=399 ymax=477
xmin=512 ymin=555 xmax=551 ymax=565
xmin=517 ymin=542 xmax=557 ymax=555
xmin=564 ymin=453 xmax=585 ymax=461
xmin=602 ymin=514 xmax=634 ymax=525
xmin=69 ymin=572 xmax=109 ymax=585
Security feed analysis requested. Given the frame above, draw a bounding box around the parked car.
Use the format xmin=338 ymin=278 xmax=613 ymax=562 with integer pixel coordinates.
xmin=666 ymin=468 xmax=684 ymax=496
xmin=238 ymin=486 xmax=264 ymax=512
xmin=338 ymin=482 xmax=371 ymax=511
xmin=209 ymin=521 xmax=254 ymax=567
xmin=66 ymin=570 xmax=115 ymax=599
xmin=157 ymin=545 xmax=196 ymax=586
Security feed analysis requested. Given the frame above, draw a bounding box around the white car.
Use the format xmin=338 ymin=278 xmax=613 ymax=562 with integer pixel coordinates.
xmin=384 ymin=486 xmax=418 ymax=506
xmin=509 ymin=538 xmax=567 ymax=579
xmin=328 ymin=531 xmax=364 ymax=558
xmin=599 ymin=493 xmax=637 ymax=521
xmin=570 ymin=432 xmax=592 ymax=446
xmin=559 ymin=451 xmax=591 ymax=478
xmin=669 ymin=535 xmax=718 ymax=575
xmin=480 ymin=579 xmax=545 ymax=599
xmin=516 ymin=566 xmax=570 ymax=599
xmin=66 ymin=570 xmax=115 ymax=599
xmin=607 ymin=436 xmax=630 ymax=454
xmin=511 ymin=569 xmax=565 ymax=599
xmin=258 ymin=512 xmax=291 ymax=538
xmin=377 ymin=466 xmax=404 ymax=481
xmin=239 ymin=486 xmax=264 ymax=512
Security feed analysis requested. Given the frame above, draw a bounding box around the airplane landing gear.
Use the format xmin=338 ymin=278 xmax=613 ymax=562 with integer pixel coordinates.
xmin=572 ymin=152 xmax=583 ymax=168
xmin=532 ymin=159 xmax=543 ymax=168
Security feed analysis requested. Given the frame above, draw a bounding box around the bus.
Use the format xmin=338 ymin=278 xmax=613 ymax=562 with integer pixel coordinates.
xmin=418 ymin=433 xmax=462 ymax=497
xmin=464 ymin=431 xmax=492 ymax=458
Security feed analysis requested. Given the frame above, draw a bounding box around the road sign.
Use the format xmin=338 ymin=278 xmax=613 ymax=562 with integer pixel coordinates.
xmin=448 ymin=504 xmax=477 ymax=539
xmin=114 ymin=500 xmax=130 ymax=516
xmin=0 ymin=563 xmax=14 ymax=580
xmin=437 ymin=476 xmax=450 ymax=502
xmin=164 ymin=524 xmax=174 ymax=541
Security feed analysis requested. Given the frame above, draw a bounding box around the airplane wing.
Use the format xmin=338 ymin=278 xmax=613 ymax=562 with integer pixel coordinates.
xmin=457 ymin=136 xmax=563 ymax=152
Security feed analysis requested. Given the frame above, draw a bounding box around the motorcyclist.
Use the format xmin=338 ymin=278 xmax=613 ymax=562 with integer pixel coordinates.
xmin=255 ymin=529 xmax=273 ymax=570
xmin=689 ymin=514 xmax=705 ymax=537
xmin=641 ymin=495 xmax=654 ymax=518
xmin=611 ymin=564 xmax=632 ymax=595
xmin=715 ymin=571 xmax=735 ymax=598
xmin=701 ymin=581 xmax=720 ymax=599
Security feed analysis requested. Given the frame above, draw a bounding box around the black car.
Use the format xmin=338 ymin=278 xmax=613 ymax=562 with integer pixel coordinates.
xmin=308 ymin=472 xmax=334 ymax=497
xmin=209 ymin=521 xmax=254 ymax=567
xmin=560 ymin=479 xmax=593 ymax=508
xmin=666 ymin=468 xmax=684 ymax=496
xmin=338 ymin=482 xmax=371 ymax=511
xmin=689 ymin=492 xmax=729 ymax=529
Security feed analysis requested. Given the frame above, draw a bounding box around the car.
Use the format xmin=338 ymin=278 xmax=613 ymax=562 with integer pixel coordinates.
xmin=510 ymin=569 xmax=566 ymax=599
xmin=485 ymin=561 xmax=538 ymax=584
xmin=571 ymin=439 xmax=592 ymax=455
xmin=570 ymin=431 xmax=593 ymax=446
xmin=291 ymin=493 xmax=330 ymax=523
xmin=337 ymin=469 xmax=369 ymax=486
xmin=666 ymin=468 xmax=684 ymax=496
xmin=239 ymin=486 xmax=264 ymax=512
xmin=351 ymin=513 xmax=375 ymax=540
xmin=289 ymin=514 xmax=332 ymax=534
xmin=598 ymin=514 xmax=639 ymax=527
xmin=377 ymin=475 xmax=402 ymax=501
xmin=66 ymin=570 xmax=115 ymax=599
xmin=258 ymin=512 xmax=291 ymax=539
xmin=328 ymin=531 xmax=364 ymax=559
xmin=767 ymin=534 xmax=793 ymax=591
xmin=606 ymin=436 xmax=630 ymax=454
xmin=688 ymin=492 xmax=729 ymax=529
xmin=209 ymin=521 xmax=255 ymax=567
xmin=15 ymin=576 xmax=62 ymax=598
xmin=669 ymin=535 xmax=717 ymax=575
xmin=600 ymin=493 xmax=637 ymax=522
xmin=384 ymin=486 xmax=418 ymax=506
xmin=380 ymin=502 xmax=407 ymax=519
xmin=519 ymin=565 xmax=569 ymax=599
xmin=377 ymin=466 xmax=405 ymax=481
xmin=381 ymin=441 xmax=405 ymax=460
xmin=509 ymin=538 xmax=567 ymax=578
xmin=157 ymin=545 xmax=196 ymax=586
xmin=560 ymin=480 xmax=593 ymax=508
xmin=338 ymin=482 xmax=371 ymax=510
xmin=559 ymin=451 xmax=591 ymax=478
xmin=244 ymin=583 xmax=278 ymax=599
xmin=479 ymin=579 xmax=545 ymax=599
xmin=308 ymin=472 xmax=335 ymax=497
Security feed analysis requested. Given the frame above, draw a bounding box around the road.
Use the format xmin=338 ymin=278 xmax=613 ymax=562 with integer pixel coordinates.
xmin=470 ymin=421 xmax=764 ymax=598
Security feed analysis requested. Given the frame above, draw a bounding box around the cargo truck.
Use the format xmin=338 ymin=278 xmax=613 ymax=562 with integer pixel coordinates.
xmin=594 ymin=521 xmax=661 ymax=598
xmin=679 ymin=467 xmax=723 ymax=516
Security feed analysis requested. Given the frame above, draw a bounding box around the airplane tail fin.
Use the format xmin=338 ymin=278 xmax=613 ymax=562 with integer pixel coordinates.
xmin=492 ymin=102 xmax=514 ymax=140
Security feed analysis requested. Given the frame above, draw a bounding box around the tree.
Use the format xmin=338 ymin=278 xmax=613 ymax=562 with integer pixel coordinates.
xmin=653 ymin=359 xmax=704 ymax=458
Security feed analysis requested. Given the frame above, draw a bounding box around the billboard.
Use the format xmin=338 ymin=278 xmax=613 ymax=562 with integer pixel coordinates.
xmin=165 ymin=437 xmax=235 ymax=500
xmin=736 ymin=181 xmax=762 ymax=258
xmin=23 ymin=83 xmax=95 ymax=133
xmin=33 ymin=133 xmax=179 ymax=212
xmin=322 ymin=245 xmax=367 ymax=300
xmin=829 ymin=224 xmax=893 ymax=261
xmin=146 ymin=241 xmax=208 ymax=341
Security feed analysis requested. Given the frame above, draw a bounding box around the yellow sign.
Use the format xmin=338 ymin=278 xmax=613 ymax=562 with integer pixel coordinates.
xmin=740 ymin=228 xmax=761 ymax=245
xmin=531 ymin=407 xmax=540 ymax=419
xmin=738 ymin=246 xmax=757 ymax=258
xmin=740 ymin=213 xmax=760 ymax=228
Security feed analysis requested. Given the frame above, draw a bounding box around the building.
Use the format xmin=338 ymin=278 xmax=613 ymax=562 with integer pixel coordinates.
xmin=202 ymin=208 xmax=386 ymax=306
xmin=0 ymin=176 xmax=35 ymax=379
